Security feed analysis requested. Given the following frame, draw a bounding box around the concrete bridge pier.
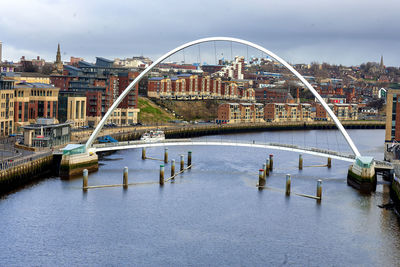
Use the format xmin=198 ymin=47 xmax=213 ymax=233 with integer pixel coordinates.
xmin=347 ymin=156 xmax=377 ymax=193
xmin=60 ymin=146 xmax=98 ymax=179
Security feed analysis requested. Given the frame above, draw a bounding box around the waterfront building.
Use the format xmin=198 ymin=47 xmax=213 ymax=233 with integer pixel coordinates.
xmin=314 ymin=103 xmax=357 ymax=121
xmin=0 ymin=77 xmax=14 ymax=136
xmin=264 ymin=103 xmax=314 ymax=122
xmin=108 ymin=107 xmax=140 ymax=125
xmin=58 ymin=91 xmax=87 ymax=128
xmin=217 ymin=102 xmax=265 ymax=124
xmin=21 ymin=118 xmax=70 ymax=148
xmin=14 ymin=82 xmax=59 ymax=131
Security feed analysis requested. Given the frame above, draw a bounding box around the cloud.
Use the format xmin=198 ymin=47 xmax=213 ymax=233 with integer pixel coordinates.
xmin=1 ymin=0 xmax=399 ymax=66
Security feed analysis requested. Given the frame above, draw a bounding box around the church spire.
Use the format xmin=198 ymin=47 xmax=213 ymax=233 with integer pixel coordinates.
xmin=380 ymin=55 xmax=384 ymax=69
xmin=56 ymin=43 xmax=61 ymax=63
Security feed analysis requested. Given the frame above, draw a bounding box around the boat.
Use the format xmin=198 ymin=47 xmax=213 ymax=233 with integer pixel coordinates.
xmin=140 ymin=130 xmax=165 ymax=142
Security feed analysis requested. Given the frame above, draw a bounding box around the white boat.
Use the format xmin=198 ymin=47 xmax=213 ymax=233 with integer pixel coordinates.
xmin=140 ymin=130 xmax=165 ymax=142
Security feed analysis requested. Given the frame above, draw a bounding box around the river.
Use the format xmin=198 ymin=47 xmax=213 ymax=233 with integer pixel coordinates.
xmin=1 ymin=129 xmax=399 ymax=266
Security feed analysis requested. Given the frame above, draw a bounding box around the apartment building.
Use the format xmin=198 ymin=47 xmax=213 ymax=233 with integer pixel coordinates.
xmin=217 ymin=103 xmax=265 ymax=124
xmin=264 ymin=103 xmax=314 ymax=122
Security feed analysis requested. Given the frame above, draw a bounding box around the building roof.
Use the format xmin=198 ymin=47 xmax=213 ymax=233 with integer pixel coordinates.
xmin=15 ymin=82 xmax=56 ymax=88
xmin=21 ymin=122 xmax=71 ymax=129
xmin=96 ymin=57 xmax=113 ymax=63
xmin=65 ymin=65 xmax=81 ymax=71
xmin=148 ymin=77 xmax=164 ymax=81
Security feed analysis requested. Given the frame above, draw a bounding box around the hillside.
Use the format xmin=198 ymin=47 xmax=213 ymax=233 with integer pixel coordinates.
xmin=138 ymin=97 xmax=175 ymax=123
xmin=154 ymin=99 xmax=222 ymax=121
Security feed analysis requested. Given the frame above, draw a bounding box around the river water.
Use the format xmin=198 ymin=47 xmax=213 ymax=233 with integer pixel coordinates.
xmin=1 ymin=129 xmax=400 ymax=266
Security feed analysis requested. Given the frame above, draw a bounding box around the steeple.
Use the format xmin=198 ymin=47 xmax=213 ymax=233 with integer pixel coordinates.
xmin=56 ymin=43 xmax=61 ymax=64
xmin=380 ymin=55 xmax=384 ymax=69
xmin=53 ymin=43 xmax=63 ymax=74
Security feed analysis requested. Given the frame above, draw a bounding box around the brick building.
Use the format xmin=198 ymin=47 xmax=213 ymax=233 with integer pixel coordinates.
xmin=217 ymin=103 xmax=265 ymax=124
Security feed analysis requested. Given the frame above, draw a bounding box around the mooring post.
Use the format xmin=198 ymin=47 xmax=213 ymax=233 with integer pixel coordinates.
xmin=171 ymin=159 xmax=175 ymax=178
xmin=258 ymin=169 xmax=265 ymax=189
xmin=263 ymin=163 xmax=267 ymax=179
xmin=83 ymin=169 xmax=88 ymax=191
xmin=180 ymin=154 xmax=184 ymax=171
xmin=164 ymin=148 xmax=168 ymax=163
xmin=286 ymin=174 xmax=291 ymax=196
xmin=299 ymin=154 xmax=303 ymax=170
xmin=160 ymin=165 xmax=165 ymax=186
xmin=188 ymin=151 xmax=192 ymax=168
xmin=142 ymin=147 xmax=146 ymax=160
xmin=327 ymin=157 xmax=331 ymax=168
xmin=123 ymin=166 xmax=128 ymax=189
xmin=269 ymin=154 xmax=273 ymax=171
xmin=266 ymin=159 xmax=270 ymax=176
xmin=316 ymin=179 xmax=322 ymax=201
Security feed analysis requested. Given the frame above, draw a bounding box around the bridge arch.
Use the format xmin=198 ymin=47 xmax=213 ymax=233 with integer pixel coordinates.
xmin=85 ymin=37 xmax=361 ymax=157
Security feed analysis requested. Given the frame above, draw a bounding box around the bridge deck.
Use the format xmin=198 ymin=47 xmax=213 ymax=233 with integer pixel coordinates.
xmin=90 ymin=138 xmax=359 ymax=162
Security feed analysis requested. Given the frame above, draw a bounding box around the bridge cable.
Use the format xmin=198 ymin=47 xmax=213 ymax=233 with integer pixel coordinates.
xmin=214 ymin=41 xmax=217 ymax=65
xmin=198 ymin=45 xmax=201 ymax=65
xmin=230 ymin=41 xmax=233 ymax=62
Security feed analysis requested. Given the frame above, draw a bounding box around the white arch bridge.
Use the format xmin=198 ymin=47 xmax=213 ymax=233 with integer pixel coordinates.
xmin=85 ymin=37 xmax=361 ymax=158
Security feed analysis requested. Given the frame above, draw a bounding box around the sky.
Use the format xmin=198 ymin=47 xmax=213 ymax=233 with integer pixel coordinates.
xmin=1 ymin=0 xmax=400 ymax=66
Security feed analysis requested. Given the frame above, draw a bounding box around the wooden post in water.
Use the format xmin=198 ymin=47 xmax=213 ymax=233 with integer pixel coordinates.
xmin=123 ymin=167 xmax=128 ymax=189
xmin=269 ymin=154 xmax=273 ymax=171
xmin=316 ymin=179 xmax=322 ymax=201
xmin=299 ymin=154 xmax=303 ymax=170
xmin=180 ymin=155 xmax=184 ymax=171
xmin=258 ymin=169 xmax=265 ymax=189
xmin=171 ymin=159 xmax=175 ymax=178
xmin=159 ymin=165 xmax=165 ymax=186
xmin=164 ymin=148 xmax=168 ymax=163
xmin=142 ymin=148 xmax=146 ymax=160
xmin=265 ymin=159 xmax=270 ymax=176
xmin=188 ymin=151 xmax=192 ymax=168
xmin=83 ymin=169 xmax=88 ymax=191
xmin=327 ymin=157 xmax=332 ymax=168
xmin=263 ymin=163 xmax=267 ymax=179
xmin=286 ymin=174 xmax=291 ymax=196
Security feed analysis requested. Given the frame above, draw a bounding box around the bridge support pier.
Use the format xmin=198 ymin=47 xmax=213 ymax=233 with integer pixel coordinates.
xmin=327 ymin=158 xmax=331 ymax=168
xmin=60 ymin=151 xmax=98 ymax=179
xmin=347 ymin=156 xmax=377 ymax=193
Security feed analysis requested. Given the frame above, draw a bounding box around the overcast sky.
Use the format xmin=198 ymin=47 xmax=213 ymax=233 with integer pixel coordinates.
xmin=1 ymin=0 xmax=400 ymax=66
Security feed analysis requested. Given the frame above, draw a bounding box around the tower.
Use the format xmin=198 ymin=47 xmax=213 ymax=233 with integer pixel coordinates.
xmin=54 ymin=43 xmax=63 ymax=74
xmin=380 ymin=55 xmax=384 ymax=70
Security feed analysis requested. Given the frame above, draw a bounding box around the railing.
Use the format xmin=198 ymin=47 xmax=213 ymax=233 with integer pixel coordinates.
xmin=0 ymin=151 xmax=53 ymax=171
xmin=92 ymin=139 xmax=356 ymax=160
